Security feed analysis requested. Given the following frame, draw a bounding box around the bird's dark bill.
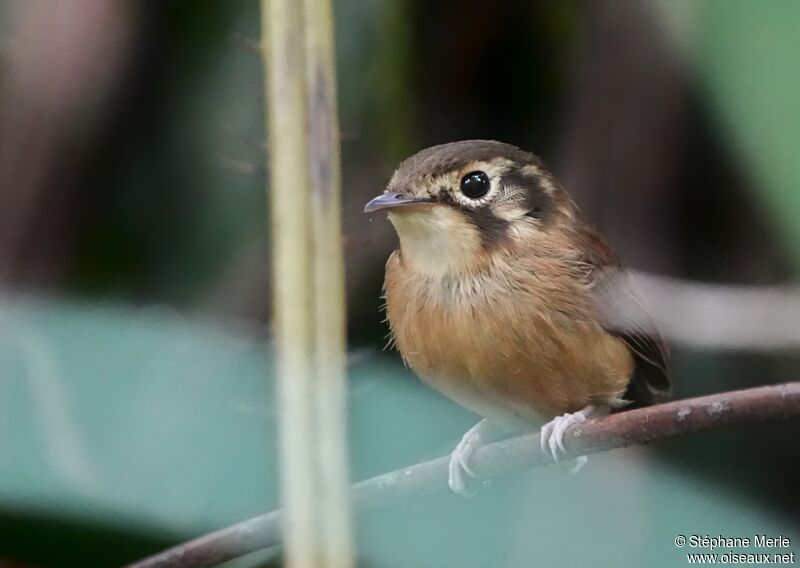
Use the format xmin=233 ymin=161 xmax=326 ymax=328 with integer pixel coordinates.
xmin=364 ymin=192 xmax=434 ymax=213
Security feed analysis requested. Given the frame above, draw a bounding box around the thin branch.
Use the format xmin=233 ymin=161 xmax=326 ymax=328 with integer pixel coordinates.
xmin=630 ymin=271 xmax=800 ymax=351
xmin=126 ymin=382 xmax=800 ymax=568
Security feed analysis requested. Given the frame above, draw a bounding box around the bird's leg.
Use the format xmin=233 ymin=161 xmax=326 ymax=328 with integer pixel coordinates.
xmin=448 ymin=419 xmax=502 ymax=497
xmin=539 ymin=404 xmax=609 ymax=474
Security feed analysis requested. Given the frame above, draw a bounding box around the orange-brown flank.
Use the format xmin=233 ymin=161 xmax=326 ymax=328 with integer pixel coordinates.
xmin=384 ymin=238 xmax=635 ymax=425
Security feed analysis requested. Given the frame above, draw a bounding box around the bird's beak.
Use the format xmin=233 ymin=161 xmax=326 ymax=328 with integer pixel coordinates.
xmin=364 ymin=192 xmax=434 ymax=213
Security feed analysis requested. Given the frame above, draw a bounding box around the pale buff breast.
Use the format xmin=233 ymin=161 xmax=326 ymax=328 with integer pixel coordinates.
xmin=384 ymin=251 xmax=635 ymax=425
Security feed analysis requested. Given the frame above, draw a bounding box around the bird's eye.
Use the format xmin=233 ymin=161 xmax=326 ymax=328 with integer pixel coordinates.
xmin=459 ymin=171 xmax=490 ymax=199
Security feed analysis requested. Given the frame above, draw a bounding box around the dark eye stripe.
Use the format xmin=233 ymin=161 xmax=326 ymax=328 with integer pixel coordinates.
xmin=501 ymin=168 xmax=553 ymax=220
xmin=462 ymin=206 xmax=509 ymax=246
xmin=436 ymin=189 xmax=509 ymax=247
xmin=435 ymin=165 xmax=554 ymax=248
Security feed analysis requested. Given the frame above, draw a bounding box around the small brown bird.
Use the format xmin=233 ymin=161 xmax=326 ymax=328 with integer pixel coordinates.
xmin=365 ymin=140 xmax=669 ymax=495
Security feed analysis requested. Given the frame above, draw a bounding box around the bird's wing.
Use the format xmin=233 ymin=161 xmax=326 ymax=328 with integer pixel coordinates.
xmin=591 ymin=266 xmax=671 ymax=407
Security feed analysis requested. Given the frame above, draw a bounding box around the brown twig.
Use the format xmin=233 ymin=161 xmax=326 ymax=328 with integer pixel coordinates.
xmin=126 ymin=382 xmax=800 ymax=568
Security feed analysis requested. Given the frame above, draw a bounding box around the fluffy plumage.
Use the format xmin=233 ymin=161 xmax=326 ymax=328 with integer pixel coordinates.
xmin=373 ymin=140 xmax=669 ymax=427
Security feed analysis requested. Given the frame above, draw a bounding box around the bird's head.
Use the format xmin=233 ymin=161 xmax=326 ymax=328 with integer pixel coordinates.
xmin=365 ymin=140 xmax=569 ymax=277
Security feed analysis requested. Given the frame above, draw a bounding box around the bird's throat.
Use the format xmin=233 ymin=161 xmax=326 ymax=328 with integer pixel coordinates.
xmin=388 ymin=207 xmax=485 ymax=279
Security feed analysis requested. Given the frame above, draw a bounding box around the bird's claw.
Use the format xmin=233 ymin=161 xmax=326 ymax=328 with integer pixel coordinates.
xmin=448 ymin=421 xmax=487 ymax=497
xmin=539 ymin=406 xmax=595 ymax=473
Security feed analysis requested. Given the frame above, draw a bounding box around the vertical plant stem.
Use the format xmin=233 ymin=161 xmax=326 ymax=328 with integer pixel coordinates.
xmin=263 ymin=1 xmax=318 ymax=567
xmin=304 ymin=0 xmax=355 ymax=565
xmin=263 ymin=0 xmax=353 ymax=566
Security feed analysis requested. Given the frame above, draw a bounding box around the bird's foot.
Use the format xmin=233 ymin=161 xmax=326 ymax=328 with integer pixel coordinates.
xmin=448 ymin=419 xmax=494 ymax=497
xmin=539 ymin=405 xmax=603 ymax=474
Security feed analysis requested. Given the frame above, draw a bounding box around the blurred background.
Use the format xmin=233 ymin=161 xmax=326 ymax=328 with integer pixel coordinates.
xmin=0 ymin=0 xmax=798 ymax=566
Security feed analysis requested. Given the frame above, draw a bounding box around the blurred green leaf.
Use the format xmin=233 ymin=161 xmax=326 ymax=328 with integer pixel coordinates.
xmin=657 ymin=0 xmax=800 ymax=269
xmin=0 ymin=298 xmax=796 ymax=566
